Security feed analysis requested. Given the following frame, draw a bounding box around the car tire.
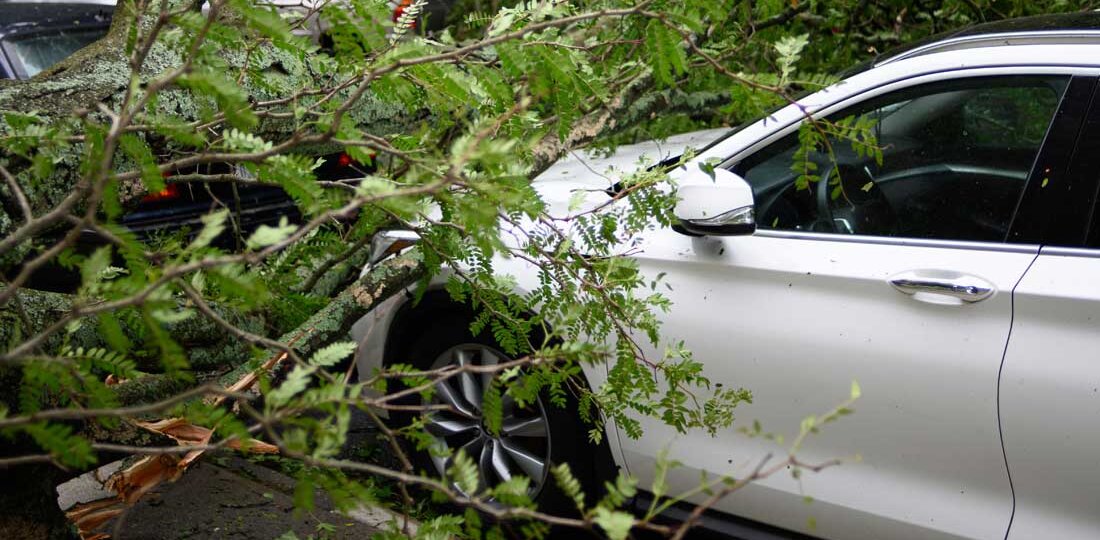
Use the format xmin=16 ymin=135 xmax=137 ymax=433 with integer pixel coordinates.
xmin=388 ymin=312 xmax=615 ymax=516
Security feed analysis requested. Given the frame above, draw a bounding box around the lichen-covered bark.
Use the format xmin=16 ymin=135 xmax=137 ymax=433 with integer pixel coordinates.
xmin=217 ymin=251 xmax=425 ymax=386
xmin=0 ymin=252 xmax=423 ymax=417
xmin=0 ymin=288 xmax=263 ymax=382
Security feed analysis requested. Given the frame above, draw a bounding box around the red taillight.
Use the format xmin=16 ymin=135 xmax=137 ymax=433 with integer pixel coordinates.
xmin=141 ymin=183 xmax=181 ymax=203
xmin=392 ymin=0 xmax=417 ymax=28
xmin=337 ymin=152 xmax=376 ymax=168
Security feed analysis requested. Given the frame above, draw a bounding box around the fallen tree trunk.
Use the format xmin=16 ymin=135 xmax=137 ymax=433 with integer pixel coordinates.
xmin=0 ymin=252 xmax=425 ymax=539
xmin=0 ymin=2 xmax=735 ymax=536
xmin=63 ymin=252 xmax=425 ymax=538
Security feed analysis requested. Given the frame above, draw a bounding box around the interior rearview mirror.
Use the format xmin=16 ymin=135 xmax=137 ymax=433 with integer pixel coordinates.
xmin=673 ymin=169 xmax=756 ymax=236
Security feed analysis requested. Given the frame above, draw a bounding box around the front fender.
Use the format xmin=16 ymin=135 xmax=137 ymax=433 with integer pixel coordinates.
xmin=348 ymin=254 xmax=628 ymax=474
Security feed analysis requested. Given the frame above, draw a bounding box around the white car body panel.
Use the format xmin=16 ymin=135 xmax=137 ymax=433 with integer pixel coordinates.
xmin=1000 ymin=247 xmax=1100 ymax=540
xmin=353 ymin=41 xmax=1100 ymax=540
xmin=620 ymin=230 xmax=1035 ymax=540
xmin=351 ymin=129 xmax=728 ymax=463
xmin=351 ymin=128 xmax=730 ymax=377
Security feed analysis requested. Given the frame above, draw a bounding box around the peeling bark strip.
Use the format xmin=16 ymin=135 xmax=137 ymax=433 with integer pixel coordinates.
xmin=64 ymin=252 xmax=425 ymax=539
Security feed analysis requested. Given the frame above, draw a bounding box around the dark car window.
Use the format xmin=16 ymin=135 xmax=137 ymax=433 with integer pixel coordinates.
xmin=4 ymin=27 xmax=107 ymax=78
xmin=733 ymin=75 xmax=1068 ymax=243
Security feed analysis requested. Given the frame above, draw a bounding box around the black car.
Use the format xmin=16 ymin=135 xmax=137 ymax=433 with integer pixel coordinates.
xmin=2 ymin=1 xmax=375 ymax=290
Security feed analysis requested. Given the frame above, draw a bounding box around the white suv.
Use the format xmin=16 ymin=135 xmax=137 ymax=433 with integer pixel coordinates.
xmin=354 ymin=13 xmax=1100 ymax=540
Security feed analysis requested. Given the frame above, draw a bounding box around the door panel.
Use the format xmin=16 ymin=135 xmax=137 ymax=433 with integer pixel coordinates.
xmin=1001 ymin=250 xmax=1100 ymax=540
xmin=618 ymin=231 xmax=1036 ymax=540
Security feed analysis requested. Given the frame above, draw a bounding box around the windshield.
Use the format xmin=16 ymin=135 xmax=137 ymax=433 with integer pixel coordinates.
xmin=6 ymin=27 xmax=107 ymax=78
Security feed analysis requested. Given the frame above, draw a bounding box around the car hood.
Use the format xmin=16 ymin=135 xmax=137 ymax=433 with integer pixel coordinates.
xmin=530 ymin=128 xmax=730 ymax=213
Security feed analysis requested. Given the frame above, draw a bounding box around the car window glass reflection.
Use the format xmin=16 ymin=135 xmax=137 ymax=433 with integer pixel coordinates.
xmin=8 ymin=28 xmax=106 ymax=77
xmin=735 ymin=75 xmax=1069 ymax=243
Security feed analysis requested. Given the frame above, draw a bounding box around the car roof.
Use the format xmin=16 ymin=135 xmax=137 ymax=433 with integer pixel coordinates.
xmin=0 ymin=1 xmax=114 ymax=38
xmin=876 ymin=12 xmax=1100 ymax=66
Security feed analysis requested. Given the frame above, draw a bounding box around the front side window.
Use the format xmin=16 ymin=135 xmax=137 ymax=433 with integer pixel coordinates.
xmin=733 ymin=76 xmax=1069 ymax=243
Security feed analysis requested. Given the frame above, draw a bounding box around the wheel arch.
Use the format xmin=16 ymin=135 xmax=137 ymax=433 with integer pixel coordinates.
xmin=382 ymin=287 xmax=483 ymax=368
xmin=378 ymin=286 xmax=624 ymax=493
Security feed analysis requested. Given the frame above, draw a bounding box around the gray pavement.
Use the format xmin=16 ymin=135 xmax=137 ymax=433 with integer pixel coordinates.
xmin=59 ymin=456 xmax=392 ymax=539
xmin=56 ymin=410 xmax=414 ymax=539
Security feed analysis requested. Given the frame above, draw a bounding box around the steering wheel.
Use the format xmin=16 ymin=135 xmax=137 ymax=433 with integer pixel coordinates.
xmin=813 ymin=164 xmax=897 ymax=235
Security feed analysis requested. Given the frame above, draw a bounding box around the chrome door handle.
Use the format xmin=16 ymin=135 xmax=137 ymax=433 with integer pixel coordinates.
xmin=889 ymin=273 xmax=994 ymax=302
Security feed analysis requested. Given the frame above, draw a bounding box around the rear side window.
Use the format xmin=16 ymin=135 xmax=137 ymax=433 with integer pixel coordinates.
xmin=734 ymin=75 xmax=1068 ymax=243
xmin=4 ymin=27 xmax=107 ymax=78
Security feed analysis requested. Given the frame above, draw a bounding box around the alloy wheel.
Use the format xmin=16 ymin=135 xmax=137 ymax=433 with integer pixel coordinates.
xmin=423 ymin=344 xmax=551 ymax=497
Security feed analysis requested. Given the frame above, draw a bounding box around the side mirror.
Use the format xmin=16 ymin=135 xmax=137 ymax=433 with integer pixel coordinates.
xmin=673 ymin=169 xmax=756 ymax=236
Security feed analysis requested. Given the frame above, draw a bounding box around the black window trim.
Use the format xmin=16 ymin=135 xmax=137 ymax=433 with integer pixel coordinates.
xmin=1050 ymin=78 xmax=1100 ymax=249
xmin=1006 ymin=75 xmax=1098 ymax=245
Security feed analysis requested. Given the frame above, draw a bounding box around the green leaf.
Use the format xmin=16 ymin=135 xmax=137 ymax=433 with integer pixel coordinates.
xmin=256 ymin=155 xmax=328 ymax=214
xmin=490 ymin=475 xmax=532 ymax=507
xmin=142 ymin=309 xmax=191 ymax=380
xmin=449 ymin=449 xmax=480 ymax=496
xmin=246 ymin=217 xmax=297 ymax=250
xmin=594 ymin=507 xmax=635 ymax=540
xmin=293 ymin=473 xmax=315 ymax=511
xmin=177 ymin=72 xmax=256 ymax=129
xmin=850 ymin=380 xmax=861 ymax=400
xmin=482 ymin=382 xmax=503 ymax=437
xmin=568 ymin=190 xmax=588 ymax=212
xmin=775 ymin=34 xmax=810 ymax=84
xmin=308 ymin=342 xmax=357 ymax=368
xmin=79 ymin=246 xmax=112 ymax=291
xmin=226 ymin=0 xmax=309 ymax=51
xmin=150 ymin=307 xmax=195 ymax=324
xmin=223 ymin=129 xmax=273 ymax=153
xmin=645 ymin=20 xmax=686 ymax=87
xmin=118 ymin=133 xmax=165 ymax=194
xmin=267 ymin=365 xmax=316 ymax=407
xmin=552 ymin=463 xmax=586 ymax=513
xmin=188 ymin=209 xmax=229 ymax=251
xmin=24 ymin=422 xmax=95 ymax=468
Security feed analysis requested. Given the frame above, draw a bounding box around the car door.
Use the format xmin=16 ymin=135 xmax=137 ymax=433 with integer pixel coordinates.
xmin=616 ymin=72 xmax=1086 ymax=540
xmin=999 ymin=79 xmax=1100 ymax=540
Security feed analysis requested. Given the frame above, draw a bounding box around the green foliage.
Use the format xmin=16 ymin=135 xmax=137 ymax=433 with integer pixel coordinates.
xmin=552 ymin=462 xmax=586 ymax=513
xmin=189 ymin=209 xmax=230 ymax=251
xmin=309 ymin=342 xmax=357 ymax=368
xmin=598 ymin=472 xmax=638 ymax=511
xmin=449 ymin=449 xmax=480 ymax=496
xmin=481 ymin=379 xmax=503 ymax=436
xmin=22 ymin=422 xmax=96 ymax=468
xmin=593 ymin=507 xmax=635 ymax=540
xmin=119 ymin=133 xmax=166 ymax=194
xmin=775 ymin=34 xmax=809 ymax=87
xmin=0 ymin=0 xmax=1018 ymax=535
xmin=246 ymin=217 xmax=297 ymax=250
xmin=176 ymin=71 xmax=257 ymax=129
